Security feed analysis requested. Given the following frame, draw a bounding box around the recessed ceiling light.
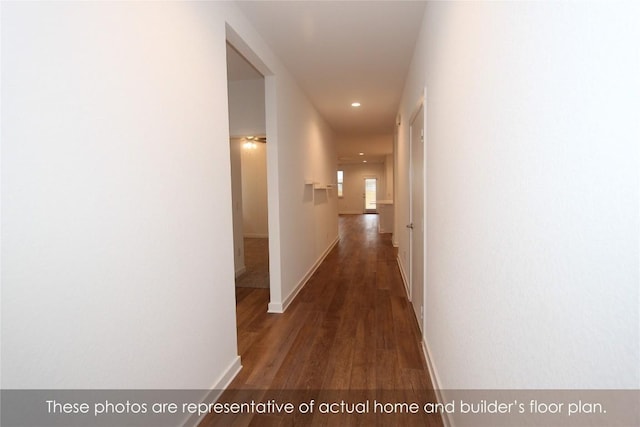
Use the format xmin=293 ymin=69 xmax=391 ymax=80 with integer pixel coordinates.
xmin=351 ymin=102 xmax=361 ymax=107
xmin=358 ymin=152 xmax=364 ymax=156
xmin=363 ymin=160 xmax=367 ymax=163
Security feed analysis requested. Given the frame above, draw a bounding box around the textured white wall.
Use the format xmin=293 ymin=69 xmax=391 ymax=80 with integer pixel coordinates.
xmin=228 ymin=78 xmax=266 ymax=137
xmin=241 ymin=142 xmax=269 ymax=237
xmin=384 ymin=154 xmax=394 ymax=201
xmin=273 ymin=80 xmax=338 ymax=310
xmin=230 ymin=138 xmax=246 ymax=276
xmin=398 ymin=1 xmax=639 ymax=390
xmin=1 ymin=1 xmax=241 ymax=388
xmin=1 ymin=0 xmax=339 ymax=391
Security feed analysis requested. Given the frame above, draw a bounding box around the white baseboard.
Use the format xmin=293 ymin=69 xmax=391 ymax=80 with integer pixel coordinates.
xmin=421 ymin=341 xmax=452 ymax=427
xmin=243 ymin=233 xmax=268 ymax=239
xmin=396 ymin=254 xmax=411 ymax=301
xmin=267 ymin=301 xmax=283 ymax=313
xmin=268 ymin=235 xmax=340 ymax=313
xmin=338 ymin=210 xmax=363 ymax=215
xmin=397 ymin=253 xmax=450 ymax=426
xmin=235 ymin=266 xmax=246 ymax=278
xmin=182 ymin=355 xmax=242 ymax=427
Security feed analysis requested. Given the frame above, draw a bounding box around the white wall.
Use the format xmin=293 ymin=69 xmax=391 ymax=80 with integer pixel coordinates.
xmin=1 ymin=0 xmax=338 ymax=392
xmin=271 ymin=78 xmax=338 ymax=311
xmin=1 ymin=1 xmax=241 ymax=389
xmin=241 ymin=142 xmax=268 ymax=237
xmin=224 ymin=12 xmax=339 ymax=314
xmin=228 ymin=78 xmax=265 ymax=137
xmin=224 ymin=7 xmax=338 ymax=314
xmin=397 ymin=1 xmax=639 ymax=392
xmin=229 ymin=138 xmax=245 ymax=276
xmin=384 ymin=154 xmax=394 ymax=201
xmin=337 ymin=162 xmax=386 ymax=214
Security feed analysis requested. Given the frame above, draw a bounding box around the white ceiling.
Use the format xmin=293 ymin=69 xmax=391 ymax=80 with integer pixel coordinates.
xmin=235 ymin=1 xmax=426 ymax=137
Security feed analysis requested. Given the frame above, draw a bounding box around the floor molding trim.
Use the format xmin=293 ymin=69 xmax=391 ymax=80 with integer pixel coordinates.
xmin=182 ymin=355 xmax=242 ymax=427
xmin=267 ymin=301 xmax=283 ymax=313
xmin=421 ymin=341 xmax=453 ymax=427
xmin=269 ymin=235 xmax=339 ymax=314
xmin=234 ymin=266 xmax=246 ymax=279
xmin=396 ymin=254 xmax=411 ymax=301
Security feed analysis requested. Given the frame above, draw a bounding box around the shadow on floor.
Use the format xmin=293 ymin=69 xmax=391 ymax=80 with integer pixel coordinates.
xmin=235 ymin=237 xmax=269 ymax=289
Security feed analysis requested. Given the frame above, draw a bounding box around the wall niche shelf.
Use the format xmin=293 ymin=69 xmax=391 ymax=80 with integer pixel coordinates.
xmin=305 ymin=179 xmax=335 ymax=191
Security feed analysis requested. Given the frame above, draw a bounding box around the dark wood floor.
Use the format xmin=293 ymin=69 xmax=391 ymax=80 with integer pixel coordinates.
xmin=202 ymin=214 xmax=443 ymax=427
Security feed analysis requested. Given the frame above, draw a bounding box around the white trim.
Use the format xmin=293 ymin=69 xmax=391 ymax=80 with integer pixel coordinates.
xmin=268 ymin=235 xmax=339 ymax=313
xmin=181 ymin=355 xmax=242 ymax=427
xmin=267 ymin=303 xmax=283 ymax=313
xmin=408 ymin=91 xmax=425 ymax=125
xmin=226 ymin=23 xmax=282 ymax=334
xmin=234 ymin=266 xmax=246 ymax=278
xmin=264 ymin=74 xmax=283 ymax=315
xmin=338 ymin=210 xmax=364 ymax=215
xmin=408 ymin=87 xmax=427 ymax=330
xmin=396 ymin=254 xmax=411 ymax=302
xmin=243 ymin=233 xmax=269 ymax=239
xmin=421 ymin=341 xmax=452 ymax=427
xmin=362 ymin=175 xmax=379 ymax=214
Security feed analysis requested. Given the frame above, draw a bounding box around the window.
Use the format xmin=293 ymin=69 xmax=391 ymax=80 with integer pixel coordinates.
xmin=337 ymin=170 xmax=344 ymax=197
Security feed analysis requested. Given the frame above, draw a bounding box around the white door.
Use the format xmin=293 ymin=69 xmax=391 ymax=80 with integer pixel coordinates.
xmin=363 ymin=178 xmax=377 ymax=213
xmin=409 ymin=104 xmax=424 ymax=332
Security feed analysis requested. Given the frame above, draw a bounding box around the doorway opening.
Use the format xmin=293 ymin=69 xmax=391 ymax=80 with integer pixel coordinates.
xmin=409 ymin=92 xmax=425 ymax=333
xmin=364 ymin=178 xmax=378 ymax=213
xmin=227 ymin=42 xmax=270 ymax=291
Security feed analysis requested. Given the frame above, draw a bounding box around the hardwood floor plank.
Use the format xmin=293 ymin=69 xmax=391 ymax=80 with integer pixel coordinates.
xmin=349 ymin=308 xmax=376 ymax=390
xmin=375 ymin=289 xmax=396 ymax=350
xmin=243 ymin=305 xmax=312 ymax=388
xmin=390 ymin=295 xmax=425 ymax=370
xmin=271 ymin=310 xmax=331 ymax=391
xmin=236 ymin=288 xmax=270 ymax=331
xmin=201 ymin=214 xmax=443 ymax=427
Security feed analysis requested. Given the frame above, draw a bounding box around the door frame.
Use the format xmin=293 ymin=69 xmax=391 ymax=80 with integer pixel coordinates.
xmin=363 ymin=176 xmax=378 ymax=213
xmin=408 ymin=88 xmax=427 ymax=332
xmin=226 ymin=25 xmax=283 ymax=313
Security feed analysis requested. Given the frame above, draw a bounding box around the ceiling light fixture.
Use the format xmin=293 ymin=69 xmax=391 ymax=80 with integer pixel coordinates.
xmin=358 ymin=152 xmax=364 ymax=156
xmin=351 ymin=102 xmax=361 ymax=107
xmin=243 ymin=138 xmax=257 ymax=150
xmin=363 ymin=160 xmax=367 ymax=163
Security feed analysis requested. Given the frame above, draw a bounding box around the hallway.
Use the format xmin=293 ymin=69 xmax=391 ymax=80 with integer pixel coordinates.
xmin=202 ymin=215 xmax=443 ymax=426
xmin=3 ymin=4 xmax=638 ymax=426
